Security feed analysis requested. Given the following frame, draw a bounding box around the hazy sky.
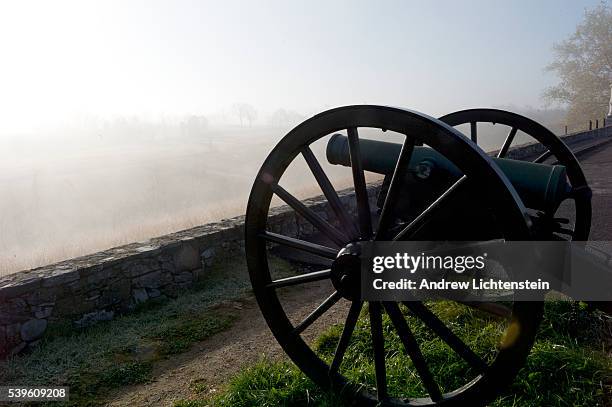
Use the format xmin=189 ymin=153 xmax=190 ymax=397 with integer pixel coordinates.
xmin=0 ymin=0 xmax=602 ymax=133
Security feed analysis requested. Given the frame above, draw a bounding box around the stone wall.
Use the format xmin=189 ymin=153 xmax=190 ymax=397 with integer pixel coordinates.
xmin=502 ymin=126 xmax=612 ymax=160
xmin=1 ymin=125 xmax=610 ymax=358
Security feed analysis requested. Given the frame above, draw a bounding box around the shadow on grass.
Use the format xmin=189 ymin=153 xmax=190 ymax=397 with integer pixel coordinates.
xmin=177 ymin=301 xmax=610 ymax=407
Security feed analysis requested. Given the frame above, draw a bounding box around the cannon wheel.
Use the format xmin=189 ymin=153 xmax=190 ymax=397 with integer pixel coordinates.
xmin=439 ymin=108 xmax=591 ymax=241
xmin=245 ymin=105 xmax=544 ymax=406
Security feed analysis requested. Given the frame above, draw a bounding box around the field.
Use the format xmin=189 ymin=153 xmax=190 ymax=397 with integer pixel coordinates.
xmin=0 ymin=125 xmax=362 ymax=276
xmin=0 ymin=120 xmax=544 ymax=277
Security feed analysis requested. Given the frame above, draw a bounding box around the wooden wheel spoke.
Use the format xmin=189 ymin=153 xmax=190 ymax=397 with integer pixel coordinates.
xmin=259 ymin=231 xmax=338 ymax=259
xmin=347 ymin=127 xmax=373 ymax=239
xmin=267 ymin=269 xmax=331 ymax=289
xmin=384 ymin=302 xmax=442 ymax=402
xmin=272 ymin=183 xmax=349 ymax=246
xmin=497 ymin=127 xmax=518 ymax=158
xmin=533 ymin=150 xmax=552 ymax=163
xmin=302 ymin=146 xmax=359 ymax=240
xmin=292 ymin=291 xmax=342 ymax=336
xmin=329 ymin=301 xmax=363 ymax=375
xmin=470 ymin=121 xmax=477 ymax=143
xmin=393 ymin=176 xmax=467 ymax=241
xmin=369 ymin=302 xmax=388 ymax=401
xmin=375 ymin=136 xmax=415 ymax=240
xmin=556 ymin=227 xmax=575 ymax=236
xmin=403 ymin=301 xmax=488 ymax=373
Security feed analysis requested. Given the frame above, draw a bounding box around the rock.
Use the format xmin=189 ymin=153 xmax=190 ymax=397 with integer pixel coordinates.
xmin=74 ymin=310 xmax=114 ymax=328
xmin=34 ymin=306 xmax=53 ymax=319
xmin=201 ymin=248 xmax=215 ymax=267
xmin=160 ymin=259 xmax=176 ymax=273
xmin=132 ymin=270 xmax=162 ymax=289
xmin=174 ymin=271 xmax=193 ymax=284
xmin=174 ymin=244 xmax=200 ymax=271
xmin=147 ymin=288 xmax=161 ymax=298
xmin=0 ymin=309 xmax=30 ymax=325
xmin=135 ymin=245 xmax=160 ymax=253
xmin=53 ymin=297 xmax=76 ymax=316
xmin=160 ymin=271 xmax=174 ymax=286
xmin=0 ymin=278 xmax=42 ymax=301
xmin=84 ymin=268 xmax=113 ymax=286
xmin=55 ymin=295 xmax=95 ymax=316
xmin=108 ymin=279 xmax=131 ymax=302
xmin=201 ymin=247 xmax=215 ymax=259
xmin=20 ymin=319 xmax=48 ymax=342
xmin=133 ymin=288 xmax=148 ymax=304
xmin=8 ymin=298 xmax=28 ymax=310
xmin=41 ymin=269 xmax=79 ymax=288
xmin=96 ymin=288 xmax=122 ymax=308
xmin=123 ymin=259 xmax=159 ymax=278
xmin=25 ymin=289 xmax=56 ymax=306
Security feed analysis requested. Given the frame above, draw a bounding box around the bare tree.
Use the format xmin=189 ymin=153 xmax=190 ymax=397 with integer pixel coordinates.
xmin=267 ymin=108 xmax=305 ymax=128
xmin=543 ymin=2 xmax=612 ymax=130
xmin=181 ymin=115 xmax=209 ymax=137
xmin=232 ymin=103 xmax=257 ymax=127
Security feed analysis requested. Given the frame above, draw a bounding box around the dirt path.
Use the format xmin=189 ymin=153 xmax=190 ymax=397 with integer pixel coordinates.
xmin=105 ymin=280 xmax=349 ymax=406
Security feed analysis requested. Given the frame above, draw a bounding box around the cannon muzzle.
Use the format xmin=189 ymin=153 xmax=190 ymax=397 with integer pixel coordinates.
xmin=326 ymin=134 xmax=570 ymax=212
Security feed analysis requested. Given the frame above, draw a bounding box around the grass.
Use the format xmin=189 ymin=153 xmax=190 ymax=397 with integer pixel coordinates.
xmin=0 ymin=255 xmax=296 ymax=406
xmin=150 ymin=313 xmax=235 ymax=356
xmin=177 ymin=301 xmax=611 ymax=407
xmin=174 ymin=360 xmax=344 ymax=407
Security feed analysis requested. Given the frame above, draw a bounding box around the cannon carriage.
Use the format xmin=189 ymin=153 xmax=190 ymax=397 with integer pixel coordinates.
xmin=244 ymin=106 xmax=592 ymax=406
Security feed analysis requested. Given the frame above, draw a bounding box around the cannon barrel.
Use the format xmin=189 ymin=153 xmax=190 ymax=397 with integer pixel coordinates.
xmin=326 ymin=134 xmax=570 ymax=212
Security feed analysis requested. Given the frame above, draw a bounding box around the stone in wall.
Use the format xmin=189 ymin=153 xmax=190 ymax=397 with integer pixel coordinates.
xmin=74 ymin=310 xmax=114 ymax=328
xmin=20 ymin=318 xmax=47 ymax=342
xmin=132 ymin=288 xmax=148 ymax=304
xmin=201 ymin=248 xmax=215 ymax=267
xmin=174 ymin=243 xmax=201 ymax=272
xmin=174 ymin=271 xmax=194 ymax=286
xmin=133 ymin=270 xmax=163 ymax=289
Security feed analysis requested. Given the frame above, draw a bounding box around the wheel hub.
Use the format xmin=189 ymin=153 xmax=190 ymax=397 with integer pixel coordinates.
xmin=331 ymin=243 xmax=362 ymax=300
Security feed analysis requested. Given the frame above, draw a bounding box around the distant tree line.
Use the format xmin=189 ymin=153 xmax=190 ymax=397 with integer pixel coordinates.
xmin=232 ymin=103 xmax=258 ymax=127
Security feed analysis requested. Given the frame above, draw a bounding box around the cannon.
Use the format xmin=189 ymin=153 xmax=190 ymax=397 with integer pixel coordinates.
xmin=244 ymin=106 xmax=592 ymax=406
xmin=326 ymin=133 xmax=570 ymax=213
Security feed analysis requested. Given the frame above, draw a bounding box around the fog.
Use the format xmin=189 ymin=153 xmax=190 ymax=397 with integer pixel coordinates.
xmin=0 ymin=107 xmax=567 ymax=275
xmin=0 ymin=115 xmax=322 ymax=275
xmin=0 ymin=0 xmax=596 ymax=275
